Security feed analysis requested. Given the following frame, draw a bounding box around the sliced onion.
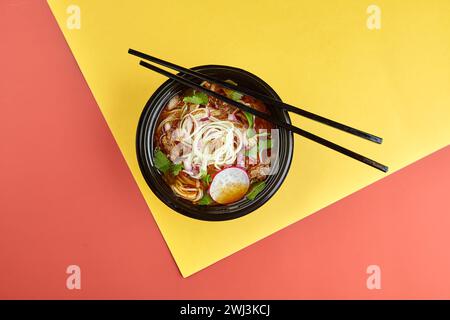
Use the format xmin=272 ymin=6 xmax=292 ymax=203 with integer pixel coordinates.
xmin=236 ymin=153 xmax=245 ymax=167
xmin=167 ymin=95 xmax=179 ymax=110
xmin=164 ymin=123 xmax=171 ymax=131
xmin=183 ymin=158 xmax=192 ymax=172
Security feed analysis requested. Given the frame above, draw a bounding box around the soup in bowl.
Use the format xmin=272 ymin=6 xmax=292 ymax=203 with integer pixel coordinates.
xmin=136 ymin=65 xmax=293 ymax=221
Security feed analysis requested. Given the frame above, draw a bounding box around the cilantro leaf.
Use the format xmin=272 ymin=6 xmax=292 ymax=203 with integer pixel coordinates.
xmin=183 ymin=92 xmax=208 ymax=105
xmin=198 ymin=193 xmax=214 ymax=205
xmin=171 ymin=163 xmax=184 ymax=176
xmin=246 ymin=181 xmax=266 ymax=200
xmin=201 ymin=172 xmax=212 ymax=186
xmin=154 ymin=150 xmax=184 ymax=175
xmin=154 ymin=150 xmax=171 ymax=174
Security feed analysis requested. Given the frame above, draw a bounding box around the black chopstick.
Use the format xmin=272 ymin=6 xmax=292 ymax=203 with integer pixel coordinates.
xmin=128 ymin=48 xmax=382 ymax=144
xmin=137 ymin=59 xmax=388 ymax=173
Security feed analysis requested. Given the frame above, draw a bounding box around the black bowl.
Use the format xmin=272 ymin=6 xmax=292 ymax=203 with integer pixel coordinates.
xmin=136 ymin=65 xmax=294 ymax=221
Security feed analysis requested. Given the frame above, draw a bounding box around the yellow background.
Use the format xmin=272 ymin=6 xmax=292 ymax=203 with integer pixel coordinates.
xmin=48 ymin=0 xmax=450 ymax=277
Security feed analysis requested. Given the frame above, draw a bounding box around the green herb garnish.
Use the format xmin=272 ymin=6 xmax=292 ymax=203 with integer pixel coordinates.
xmin=245 ymin=139 xmax=272 ymax=157
xmin=225 ymin=79 xmax=238 ymax=86
xmin=154 ymin=150 xmax=172 ymax=174
xmin=171 ymin=163 xmax=184 ymax=176
xmin=223 ymin=79 xmax=242 ymax=101
xmin=258 ymin=139 xmax=272 ymax=151
xmin=245 ymin=146 xmax=257 ymax=158
xmin=229 ymin=91 xmax=243 ymax=101
xmin=198 ymin=193 xmax=214 ymax=205
xmin=247 ymin=128 xmax=256 ymax=139
xmin=200 ymin=171 xmax=212 ymax=186
xmin=243 ymin=111 xmax=254 ymax=129
xmin=154 ymin=150 xmax=183 ymax=176
xmin=246 ymin=181 xmax=266 ymax=200
xmin=183 ymin=92 xmax=208 ymax=105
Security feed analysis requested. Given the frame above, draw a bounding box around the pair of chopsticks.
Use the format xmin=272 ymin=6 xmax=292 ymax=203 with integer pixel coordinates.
xmin=128 ymin=48 xmax=388 ymax=173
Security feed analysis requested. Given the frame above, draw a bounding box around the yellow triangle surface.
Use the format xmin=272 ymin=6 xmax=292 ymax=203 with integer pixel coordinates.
xmin=48 ymin=0 xmax=450 ymax=277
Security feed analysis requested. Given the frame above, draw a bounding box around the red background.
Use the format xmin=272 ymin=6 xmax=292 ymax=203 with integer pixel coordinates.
xmin=1 ymin=1 xmax=449 ymax=299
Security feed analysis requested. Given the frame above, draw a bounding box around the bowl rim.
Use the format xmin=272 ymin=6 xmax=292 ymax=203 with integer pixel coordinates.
xmin=136 ymin=64 xmax=294 ymax=221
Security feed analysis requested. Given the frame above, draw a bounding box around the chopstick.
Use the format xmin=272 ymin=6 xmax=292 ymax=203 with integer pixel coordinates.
xmin=128 ymin=48 xmax=382 ymax=144
xmin=137 ymin=59 xmax=388 ymax=173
